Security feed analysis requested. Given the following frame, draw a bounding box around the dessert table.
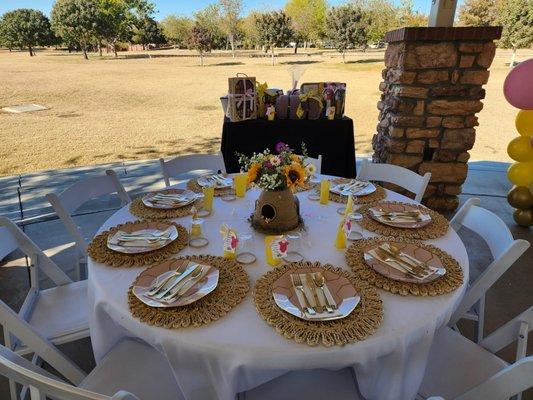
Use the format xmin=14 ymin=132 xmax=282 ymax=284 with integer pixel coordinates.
xmin=220 ymin=117 xmax=357 ymax=178
xmin=87 ymin=175 xmax=468 ymax=400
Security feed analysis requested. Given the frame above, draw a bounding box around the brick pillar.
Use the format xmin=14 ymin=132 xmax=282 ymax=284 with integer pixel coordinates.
xmin=373 ymin=27 xmax=502 ymax=211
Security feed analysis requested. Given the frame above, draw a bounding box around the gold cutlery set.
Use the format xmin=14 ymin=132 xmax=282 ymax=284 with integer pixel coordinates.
xmin=144 ymin=262 xmax=207 ymax=304
xmin=116 ymin=230 xmax=172 ymax=247
xmin=201 ymin=174 xmax=232 ymax=188
xmin=291 ymin=272 xmax=338 ymax=316
xmin=368 ymin=243 xmax=438 ymax=281
xmin=339 ymin=180 xmax=369 ymax=195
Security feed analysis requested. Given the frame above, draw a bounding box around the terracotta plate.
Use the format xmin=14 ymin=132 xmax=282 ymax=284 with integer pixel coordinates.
xmin=330 ymin=179 xmax=376 ymax=197
xmin=142 ymin=189 xmax=197 ymax=210
xmin=272 ymin=267 xmax=360 ymax=321
xmin=132 ymin=259 xmax=219 ymax=308
xmin=107 ymin=221 xmax=178 ymax=254
xmin=368 ymin=203 xmax=432 ymax=229
xmin=363 ymin=241 xmax=446 ymax=283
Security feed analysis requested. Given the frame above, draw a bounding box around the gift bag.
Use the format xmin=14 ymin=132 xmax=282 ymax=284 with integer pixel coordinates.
xmin=276 ymin=95 xmax=290 ymax=119
xmin=323 ymin=82 xmax=346 ymax=119
xmin=227 ymin=74 xmax=257 ymax=122
xmin=298 ymin=83 xmax=324 ymax=120
xmin=257 ymin=83 xmax=283 ymax=118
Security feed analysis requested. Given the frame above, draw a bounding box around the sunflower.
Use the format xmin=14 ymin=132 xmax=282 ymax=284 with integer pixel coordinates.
xmin=290 ymin=154 xmax=302 ymax=163
xmin=247 ymin=163 xmax=260 ymax=184
xmin=283 ymin=163 xmax=306 ymax=190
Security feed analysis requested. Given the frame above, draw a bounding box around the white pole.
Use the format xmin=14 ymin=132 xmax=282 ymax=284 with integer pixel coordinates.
xmin=428 ymin=0 xmax=458 ymax=27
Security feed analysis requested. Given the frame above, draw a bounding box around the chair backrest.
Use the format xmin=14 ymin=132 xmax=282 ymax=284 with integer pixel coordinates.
xmin=448 ymin=198 xmax=530 ymax=327
xmin=0 ymin=217 xmax=85 ymax=387
xmin=46 ymin=170 xmax=131 ymax=253
xmin=454 ymin=357 xmax=533 ymax=400
xmin=298 ymin=154 xmax=322 ymax=174
xmin=159 ymin=152 xmax=227 ymax=187
xmin=356 ymin=158 xmax=431 ymax=202
xmin=0 ymin=345 xmax=138 ymax=400
xmin=0 ymin=226 xmax=18 ymax=261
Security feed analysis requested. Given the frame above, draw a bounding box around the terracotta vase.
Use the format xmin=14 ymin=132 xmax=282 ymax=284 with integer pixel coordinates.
xmin=252 ymin=188 xmax=300 ymax=233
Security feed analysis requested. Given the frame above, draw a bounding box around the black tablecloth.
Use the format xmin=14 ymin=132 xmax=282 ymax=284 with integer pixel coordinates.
xmin=220 ymin=117 xmax=356 ymax=178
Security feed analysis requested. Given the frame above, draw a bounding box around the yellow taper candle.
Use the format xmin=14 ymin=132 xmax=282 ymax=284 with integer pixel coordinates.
xmin=343 ymin=195 xmax=353 ymax=217
xmin=334 ymin=218 xmax=346 ymax=249
xmin=202 ymin=186 xmax=214 ymax=212
xmin=319 ymin=179 xmax=330 ymax=205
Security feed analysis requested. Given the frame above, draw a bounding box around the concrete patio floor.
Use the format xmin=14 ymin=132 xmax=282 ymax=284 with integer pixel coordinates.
xmin=0 ymin=158 xmax=531 ymax=399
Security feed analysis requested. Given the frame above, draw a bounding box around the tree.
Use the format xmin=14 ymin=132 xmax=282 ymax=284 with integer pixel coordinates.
xmin=240 ymin=11 xmax=262 ymax=49
xmin=189 ymin=22 xmax=214 ymax=66
xmin=161 ymin=15 xmax=192 ymax=47
xmin=194 ymin=4 xmax=225 ymax=49
xmin=133 ymin=16 xmax=165 ymax=49
xmin=398 ymin=0 xmax=428 ymax=27
xmin=458 ymin=0 xmax=498 ymax=26
xmin=285 ymin=0 xmax=326 ymax=53
xmin=255 ymin=11 xmax=294 ymax=66
xmin=51 ymin=0 xmax=100 ymax=59
xmin=326 ymin=5 xmax=368 ymax=63
xmin=497 ymin=0 xmax=533 ymax=68
xmin=0 ymin=9 xmax=54 ymax=56
xmin=96 ymin=0 xmax=135 ymax=57
xmin=363 ymin=0 xmax=398 ymax=44
xmin=219 ymin=0 xmax=242 ymax=58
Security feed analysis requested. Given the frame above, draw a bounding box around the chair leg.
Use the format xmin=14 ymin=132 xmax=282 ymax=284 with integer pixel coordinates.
xmin=475 ymin=295 xmax=485 ymax=343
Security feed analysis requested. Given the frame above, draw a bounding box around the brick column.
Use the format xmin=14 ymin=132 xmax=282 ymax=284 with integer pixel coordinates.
xmin=373 ymin=27 xmax=502 ymax=211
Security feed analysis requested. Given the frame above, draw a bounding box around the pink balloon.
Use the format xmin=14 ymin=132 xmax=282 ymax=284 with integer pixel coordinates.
xmin=504 ymin=58 xmax=533 ymax=109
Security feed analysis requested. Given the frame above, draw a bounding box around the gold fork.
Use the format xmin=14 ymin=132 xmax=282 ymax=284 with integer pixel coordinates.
xmin=292 ymin=274 xmax=316 ymax=315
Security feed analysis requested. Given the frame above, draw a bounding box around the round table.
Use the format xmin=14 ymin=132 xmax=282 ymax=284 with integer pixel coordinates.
xmin=88 ymin=177 xmax=469 ymax=400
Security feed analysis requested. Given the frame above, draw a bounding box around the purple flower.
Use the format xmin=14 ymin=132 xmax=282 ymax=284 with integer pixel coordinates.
xmin=275 ymin=142 xmax=288 ymax=153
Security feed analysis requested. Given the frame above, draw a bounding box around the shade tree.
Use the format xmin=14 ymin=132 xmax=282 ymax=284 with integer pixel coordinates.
xmin=254 ymin=11 xmax=294 ymax=65
xmin=0 ymin=9 xmax=55 ymax=56
xmin=326 ymin=4 xmax=368 ymax=63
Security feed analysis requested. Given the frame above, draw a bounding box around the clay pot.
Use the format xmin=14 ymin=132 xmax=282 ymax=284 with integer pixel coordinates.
xmin=252 ymin=188 xmax=300 ymax=232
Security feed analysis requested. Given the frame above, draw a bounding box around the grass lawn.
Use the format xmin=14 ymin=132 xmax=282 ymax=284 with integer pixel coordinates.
xmin=0 ymin=47 xmax=531 ymax=176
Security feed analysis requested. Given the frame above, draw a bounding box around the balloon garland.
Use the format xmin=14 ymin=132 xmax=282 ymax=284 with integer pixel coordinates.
xmin=503 ymin=59 xmax=533 ymax=227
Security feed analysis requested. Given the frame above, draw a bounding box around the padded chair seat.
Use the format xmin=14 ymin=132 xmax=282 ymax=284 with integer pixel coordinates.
xmin=80 ymin=338 xmax=184 ymax=400
xmin=240 ymin=368 xmax=363 ymax=400
xmin=28 ymin=280 xmax=89 ymax=343
xmin=418 ymin=327 xmax=508 ymax=400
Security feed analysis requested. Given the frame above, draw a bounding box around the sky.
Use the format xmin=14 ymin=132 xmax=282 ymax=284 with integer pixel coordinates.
xmin=0 ymin=0 xmax=445 ymax=20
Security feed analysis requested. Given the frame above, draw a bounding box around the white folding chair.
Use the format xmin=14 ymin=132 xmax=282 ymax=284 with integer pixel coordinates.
xmin=238 ymin=368 xmax=363 ymax=400
xmin=449 ymin=198 xmax=530 ymax=342
xmin=301 ymin=154 xmax=322 ymax=174
xmin=159 ymin=152 xmax=227 ymax=187
xmin=356 ymin=158 xmax=431 ymax=202
xmin=0 ymin=338 xmax=184 ymax=400
xmin=46 ymin=170 xmax=131 ymax=280
xmin=0 ymin=217 xmax=89 ymax=400
xmin=419 ymin=306 xmax=533 ymax=400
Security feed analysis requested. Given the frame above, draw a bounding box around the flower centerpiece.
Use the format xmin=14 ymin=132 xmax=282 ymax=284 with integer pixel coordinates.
xmin=238 ymin=142 xmax=316 ymax=233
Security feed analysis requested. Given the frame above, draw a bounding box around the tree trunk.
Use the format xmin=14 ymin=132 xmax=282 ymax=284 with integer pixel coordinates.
xmin=113 ymin=41 xmax=118 ymax=58
xmin=294 ymin=42 xmax=298 ymax=54
xmin=28 ymin=46 xmax=33 ymax=56
xmin=82 ymin=42 xmax=88 ymax=60
xmin=271 ymin=46 xmax=275 ymax=66
xmin=200 ymin=51 xmax=204 ymax=66
xmin=230 ymin=34 xmax=235 ymax=58
xmin=510 ymin=47 xmax=517 ymax=69
xmin=342 ymin=51 xmax=346 ymax=64
xmin=98 ymin=40 xmax=102 ymax=57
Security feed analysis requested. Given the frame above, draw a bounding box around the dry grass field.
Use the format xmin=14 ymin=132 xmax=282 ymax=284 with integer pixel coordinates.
xmin=0 ymin=47 xmax=531 ymax=176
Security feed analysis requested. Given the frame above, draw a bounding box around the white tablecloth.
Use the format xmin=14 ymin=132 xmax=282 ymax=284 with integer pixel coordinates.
xmin=88 ymin=179 xmax=469 ymax=400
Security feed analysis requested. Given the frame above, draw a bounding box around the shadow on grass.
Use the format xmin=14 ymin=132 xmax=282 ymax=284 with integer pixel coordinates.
xmin=345 ymin=58 xmax=383 ymax=64
xmin=280 ymin=60 xmax=321 ymax=65
xmin=195 ymin=105 xmax=218 ymax=111
xmin=208 ymin=61 xmax=244 ymax=67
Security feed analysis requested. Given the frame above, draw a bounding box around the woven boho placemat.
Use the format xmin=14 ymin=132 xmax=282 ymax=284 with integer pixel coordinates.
xmin=356 ymin=201 xmax=449 ymax=240
xmin=346 ymin=237 xmax=464 ymax=296
xmin=87 ymin=221 xmax=189 ymax=267
xmin=187 ymin=179 xmax=235 ymax=197
xmin=253 ymin=261 xmax=383 ymax=347
xmin=325 ymin=178 xmax=386 ymax=205
xmin=128 ymin=255 xmax=249 ymax=328
xmin=129 ymin=190 xmax=200 ymax=220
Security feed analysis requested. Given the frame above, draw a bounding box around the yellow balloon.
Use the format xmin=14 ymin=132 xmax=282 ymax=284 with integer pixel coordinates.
xmin=507 ymin=136 xmax=533 ymax=162
xmin=516 ymin=110 xmax=533 ymax=137
xmin=507 ymin=162 xmax=533 ymax=186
